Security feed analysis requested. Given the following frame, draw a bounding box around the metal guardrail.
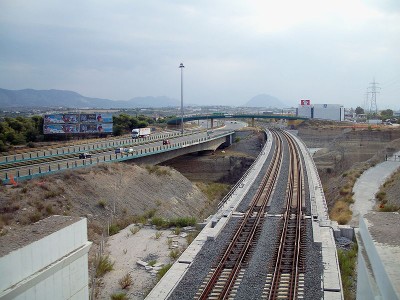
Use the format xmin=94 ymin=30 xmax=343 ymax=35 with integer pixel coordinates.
xmin=0 ymin=130 xmax=200 ymax=165
xmin=1 ymin=130 xmax=234 ymax=184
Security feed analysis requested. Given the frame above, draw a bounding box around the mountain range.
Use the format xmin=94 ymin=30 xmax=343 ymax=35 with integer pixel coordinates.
xmin=0 ymin=88 xmax=285 ymax=109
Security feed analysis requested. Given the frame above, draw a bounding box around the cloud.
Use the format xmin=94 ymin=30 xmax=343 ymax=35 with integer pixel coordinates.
xmin=0 ymin=0 xmax=399 ymax=108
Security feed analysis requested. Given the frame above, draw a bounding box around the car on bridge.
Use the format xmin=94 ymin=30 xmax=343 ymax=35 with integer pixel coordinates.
xmin=162 ymin=139 xmax=170 ymax=145
xmin=78 ymin=152 xmax=92 ymax=159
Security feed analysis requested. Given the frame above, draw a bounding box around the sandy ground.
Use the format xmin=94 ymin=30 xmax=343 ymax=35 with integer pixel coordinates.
xmin=97 ymin=224 xmax=190 ymax=300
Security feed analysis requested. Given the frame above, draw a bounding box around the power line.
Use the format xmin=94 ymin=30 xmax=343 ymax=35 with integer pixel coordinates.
xmin=368 ymin=78 xmax=380 ymax=114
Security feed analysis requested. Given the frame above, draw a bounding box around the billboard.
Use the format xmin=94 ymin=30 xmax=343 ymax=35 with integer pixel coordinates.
xmin=79 ymin=113 xmax=113 ymax=123
xmin=44 ymin=124 xmax=80 ymax=134
xmin=44 ymin=114 xmax=78 ymax=124
xmin=300 ymin=99 xmax=311 ymax=106
xmin=44 ymin=112 xmax=113 ymax=134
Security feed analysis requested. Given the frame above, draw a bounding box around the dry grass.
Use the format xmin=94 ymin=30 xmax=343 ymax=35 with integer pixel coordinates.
xmin=196 ymin=182 xmax=231 ymax=204
xmin=118 ymin=272 xmax=133 ymax=289
xmin=330 ymin=200 xmax=352 ymax=225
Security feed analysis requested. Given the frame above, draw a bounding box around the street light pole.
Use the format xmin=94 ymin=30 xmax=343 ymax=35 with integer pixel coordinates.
xmin=179 ymin=63 xmax=184 ymax=135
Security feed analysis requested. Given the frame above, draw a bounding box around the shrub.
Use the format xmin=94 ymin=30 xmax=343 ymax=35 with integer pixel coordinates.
xmin=110 ymin=293 xmax=128 ymax=300
xmin=27 ymin=142 xmax=35 ymax=148
xmin=118 ymin=273 xmax=133 ymax=289
xmin=148 ymin=260 xmax=157 ymax=266
xmin=144 ymin=208 xmax=156 ymax=219
xmin=29 ymin=212 xmax=41 ymax=223
xmin=196 ymin=182 xmax=231 ymax=202
xmin=151 ymin=216 xmax=167 ymax=228
xmin=379 ymin=204 xmax=400 ymax=212
xmin=169 ymin=249 xmax=180 ymax=260
xmin=45 ymin=204 xmax=53 ymax=215
xmin=155 ymin=231 xmax=163 ymax=239
xmin=186 ymin=231 xmax=199 ymax=245
xmin=173 ymin=227 xmax=181 ymax=235
xmin=44 ymin=189 xmax=62 ymax=199
xmin=96 ymin=255 xmax=114 ymax=277
xmin=109 ymin=223 xmax=121 ymax=236
xmin=130 ymin=226 xmax=140 ymax=235
xmin=330 ymin=200 xmax=352 ymax=225
xmin=157 ymin=264 xmax=172 ymax=281
xmin=145 ymin=165 xmax=171 ymax=176
xmin=168 ymin=217 xmax=196 ymax=227
xmin=375 ymin=191 xmax=386 ymax=202
xmin=338 ymin=243 xmax=358 ymax=300
xmin=98 ymin=199 xmax=107 ymax=208
xmin=34 ymin=201 xmax=44 ymax=211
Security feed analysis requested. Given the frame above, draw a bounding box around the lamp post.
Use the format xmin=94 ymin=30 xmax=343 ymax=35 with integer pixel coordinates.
xmin=179 ymin=63 xmax=184 ymax=134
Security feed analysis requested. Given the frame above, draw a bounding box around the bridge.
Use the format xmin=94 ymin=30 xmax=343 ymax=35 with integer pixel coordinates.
xmin=0 ymin=129 xmax=236 ymax=184
xmin=167 ymin=114 xmax=308 ymax=127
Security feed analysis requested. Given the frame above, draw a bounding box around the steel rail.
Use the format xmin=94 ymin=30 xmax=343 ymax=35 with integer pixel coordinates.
xmin=197 ymin=129 xmax=284 ymax=299
xmin=267 ymin=130 xmax=304 ymax=300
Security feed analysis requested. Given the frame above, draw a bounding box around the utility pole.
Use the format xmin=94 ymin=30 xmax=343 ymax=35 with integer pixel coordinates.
xmin=179 ymin=63 xmax=185 ymax=135
xmin=368 ymin=78 xmax=380 ymax=115
xmin=364 ymin=90 xmax=369 ymax=112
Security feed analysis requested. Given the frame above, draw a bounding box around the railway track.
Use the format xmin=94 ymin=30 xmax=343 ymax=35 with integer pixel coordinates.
xmin=195 ymin=129 xmax=306 ymax=300
xmin=262 ymin=130 xmax=305 ymax=299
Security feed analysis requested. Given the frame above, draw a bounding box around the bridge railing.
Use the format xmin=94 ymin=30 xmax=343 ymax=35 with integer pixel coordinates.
xmin=1 ymin=131 xmax=234 ymax=184
xmin=0 ymin=130 xmax=206 ymax=165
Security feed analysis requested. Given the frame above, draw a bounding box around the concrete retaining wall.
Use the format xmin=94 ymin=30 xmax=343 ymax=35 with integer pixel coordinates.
xmin=0 ymin=217 xmax=92 ymax=300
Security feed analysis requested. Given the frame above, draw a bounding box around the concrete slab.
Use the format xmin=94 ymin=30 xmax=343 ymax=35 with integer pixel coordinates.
xmin=290 ymin=132 xmax=344 ymax=299
xmin=320 ymin=227 xmax=342 ymax=293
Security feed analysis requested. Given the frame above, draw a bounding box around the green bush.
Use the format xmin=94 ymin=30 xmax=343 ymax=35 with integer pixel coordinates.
xmin=144 ymin=208 xmax=156 ymax=219
xmin=109 ymin=223 xmax=121 ymax=236
xmin=168 ymin=217 xmax=196 ymax=228
xmin=157 ymin=264 xmax=172 ymax=281
xmin=379 ymin=204 xmax=400 ymax=212
xmin=169 ymin=249 xmax=180 ymax=260
xmin=98 ymin=199 xmax=107 ymax=208
xmin=338 ymin=243 xmax=358 ymax=300
xmin=96 ymin=255 xmax=114 ymax=277
xmin=375 ymin=191 xmax=386 ymax=202
xmin=151 ymin=216 xmax=167 ymax=228
xmin=29 ymin=212 xmax=41 ymax=223
xmin=110 ymin=292 xmax=127 ymax=300
xmin=148 ymin=260 xmax=157 ymax=266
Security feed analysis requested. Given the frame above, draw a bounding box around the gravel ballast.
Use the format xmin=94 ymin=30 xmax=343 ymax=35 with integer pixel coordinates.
xmin=167 ymin=130 xmax=323 ymax=299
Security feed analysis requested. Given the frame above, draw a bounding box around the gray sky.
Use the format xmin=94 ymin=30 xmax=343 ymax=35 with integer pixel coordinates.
xmin=1 ymin=0 xmax=399 ymax=109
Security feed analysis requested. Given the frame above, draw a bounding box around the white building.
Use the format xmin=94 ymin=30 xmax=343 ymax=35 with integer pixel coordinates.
xmin=296 ymin=101 xmax=345 ymax=121
xmin=0 ymin=216 xmax=92 ymax=300
xmin=297 ymin=105 xmax=312 ymax=118
xmin=313 ymin=104 xmax=345 ymax=121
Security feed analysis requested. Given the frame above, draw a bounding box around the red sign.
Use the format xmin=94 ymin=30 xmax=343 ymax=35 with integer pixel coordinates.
xmin=301 ymin=99 xmax=311 ymax=106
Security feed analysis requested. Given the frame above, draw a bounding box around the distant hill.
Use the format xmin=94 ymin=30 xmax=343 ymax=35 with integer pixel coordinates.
xmin=0 ymin=88 xmax=180 ymax=109
xmin=243 ymin=94 xmax=285 ymax=108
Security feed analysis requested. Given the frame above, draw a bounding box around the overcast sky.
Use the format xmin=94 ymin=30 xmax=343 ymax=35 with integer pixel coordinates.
xmin=1 ymin=0 xmax=399 ymax=109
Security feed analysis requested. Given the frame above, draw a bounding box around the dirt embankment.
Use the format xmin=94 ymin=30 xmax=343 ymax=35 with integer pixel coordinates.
xmin=297 ymin=125 xmax=400 ymax=211
xmin=0 ymin=129 xmax=264 ymax=238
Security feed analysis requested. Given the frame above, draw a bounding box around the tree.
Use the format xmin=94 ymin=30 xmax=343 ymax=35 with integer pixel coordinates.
xmin=355 ymin=106 xmax=364 ymax=115
xmin=380 ymin=109 xmax=393 ymax=120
